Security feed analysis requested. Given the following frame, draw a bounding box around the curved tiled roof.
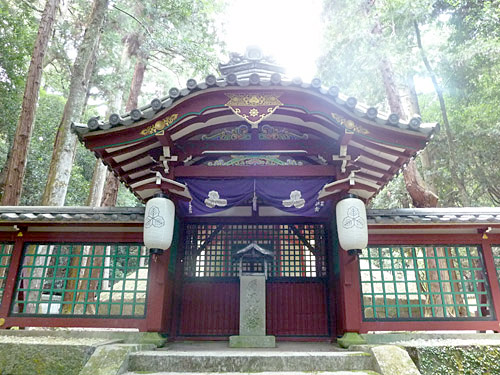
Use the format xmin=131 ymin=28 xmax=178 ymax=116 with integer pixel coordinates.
xmin=71 ymin=47 xmax=439 ymax=204
xmin=0 ymin=206 xmax=498 ymax=225
xmin=73 ymin=47 xmax=436 ymax=137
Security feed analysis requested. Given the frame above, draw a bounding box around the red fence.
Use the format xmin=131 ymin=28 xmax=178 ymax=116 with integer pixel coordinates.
xmin=1 ymin=224 xmax=499 ymax=336
xmin=0 ymin=230 xmax=175 ymax=332
xmin=338 ymin=232 xmax=500 ymax=334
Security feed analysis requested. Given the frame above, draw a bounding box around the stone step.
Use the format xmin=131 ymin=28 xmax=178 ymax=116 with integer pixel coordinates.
xmin=123 ymin=372 xmax=380 ymax=375
xmin=127 ymin=350 xmax=375 ymax=373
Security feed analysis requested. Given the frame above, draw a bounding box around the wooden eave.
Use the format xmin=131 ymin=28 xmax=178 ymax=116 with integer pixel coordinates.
xmin=74 ymin=76 xmax=437 ymax=204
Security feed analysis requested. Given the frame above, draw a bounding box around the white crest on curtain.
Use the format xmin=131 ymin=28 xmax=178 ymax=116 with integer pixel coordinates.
xmin=282 ymin=190 xmax=305 ymax=209
xmin=204 ymin=190 xmax=228 ymax=208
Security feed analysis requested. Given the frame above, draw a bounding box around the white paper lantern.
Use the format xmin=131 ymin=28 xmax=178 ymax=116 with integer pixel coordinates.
xmin=144 ymin=195 xmax=175 ymax=253
xmin=336 ymin=196 xmax=368 ymax=251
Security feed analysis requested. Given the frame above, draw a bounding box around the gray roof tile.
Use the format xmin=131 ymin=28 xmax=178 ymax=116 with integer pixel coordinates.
xmin=0 ymin=206 xmax=499 ymax=225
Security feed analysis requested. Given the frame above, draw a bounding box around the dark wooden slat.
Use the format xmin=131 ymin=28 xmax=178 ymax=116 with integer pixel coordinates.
xmin=180 ymin=139 xmax=336 ymax=158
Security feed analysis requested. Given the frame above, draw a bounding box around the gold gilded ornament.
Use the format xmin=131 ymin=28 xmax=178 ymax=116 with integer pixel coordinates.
xmin=141 ymin=114 xmax=178 ymax=136
xmin=225 ymin=92 xmax=283 ymax=127
xmin=331 ymin=113 xmax=369 ymax=135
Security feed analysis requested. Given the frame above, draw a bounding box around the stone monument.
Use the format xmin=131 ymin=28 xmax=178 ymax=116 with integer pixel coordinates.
xmin=229 ymin=243 xmax=276 ymax=348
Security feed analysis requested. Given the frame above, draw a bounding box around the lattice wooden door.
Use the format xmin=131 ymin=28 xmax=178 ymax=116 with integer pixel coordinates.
xmin=177 ymin=223 xmax=330 ymax=337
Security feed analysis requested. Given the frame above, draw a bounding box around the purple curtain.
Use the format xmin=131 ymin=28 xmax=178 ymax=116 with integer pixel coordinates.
xmin=178 ymin=177 xmax=332 ymax=217
xmin=256 ymin=178 xmax=331 ymax=216
xmin=178 ymin=178 xmax=253 ymax=216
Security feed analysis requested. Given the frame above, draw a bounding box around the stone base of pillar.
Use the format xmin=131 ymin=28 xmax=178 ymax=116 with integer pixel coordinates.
xmin=337 ymin=332 xmax=367 ymax=348
xmin=229 ymin=335 xmax=276 ymax=348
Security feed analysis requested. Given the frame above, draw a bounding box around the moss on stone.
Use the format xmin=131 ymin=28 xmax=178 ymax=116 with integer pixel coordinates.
xmin=338 ymin=332 xmax=367 ymax=348
xmin=411 ymin=345 xmax=500 ymax=375
xmin=0 ymin=342 xmax=94 ymax=375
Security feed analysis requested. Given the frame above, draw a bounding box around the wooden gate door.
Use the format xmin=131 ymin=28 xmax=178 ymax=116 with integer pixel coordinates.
xmin=177 ymin=223 xmax=330 ymax=338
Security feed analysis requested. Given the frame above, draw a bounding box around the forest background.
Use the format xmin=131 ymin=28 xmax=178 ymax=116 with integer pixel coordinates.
xmin=0 ymin=0 xmax=498 ymax=209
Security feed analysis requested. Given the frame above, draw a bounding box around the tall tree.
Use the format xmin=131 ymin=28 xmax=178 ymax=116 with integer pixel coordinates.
xmin=0 ymin=1 xmax=38 ymax=194
xmin=41 ymin=0 xmax=109 ymax=206
xmin=318 ymin=0 xmax=500 ymax=208
xmin=87 ymin=0 xmax=224 ymax=207
xmin=1 ymin=0 xmax=60 ymax=206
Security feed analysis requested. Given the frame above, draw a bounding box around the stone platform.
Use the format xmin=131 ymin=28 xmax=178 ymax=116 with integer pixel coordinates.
xmin=126 ymin=341 xmax=375 ymax=373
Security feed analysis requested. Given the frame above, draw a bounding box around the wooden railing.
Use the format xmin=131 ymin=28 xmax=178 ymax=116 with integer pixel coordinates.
xmin=0 ymin=230 xmax=176 ymax=332
xmin=338 ymin=231 xmax=500 ymax=333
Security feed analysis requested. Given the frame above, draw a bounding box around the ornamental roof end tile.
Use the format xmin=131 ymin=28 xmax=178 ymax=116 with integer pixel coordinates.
xmin=72 ymin=46 xmax=438 ymax=138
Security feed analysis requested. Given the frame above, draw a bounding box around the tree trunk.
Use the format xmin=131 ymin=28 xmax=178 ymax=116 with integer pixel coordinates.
xmin=378 ymin=57 xmax=439 ymax=209
xmin=101 ymin=172 xmax=120 ymax=206
xmin=403 ymin=160 xmax=438 ymax=208
xmin=379 ymin=58 xmax=408 ymax=120
xmin=87 ymin=42 xmax=134 ymax=207
xmin=99 ymin=58 xmax=148 ymax=207
xmin=86 ymin=160 xmax=108 ymax=206
xmin=125 ymin=59 xmax=147 ymax=111
xmin=41 ymin=0 xmax=109 ymax=206
xmin=1 ymin=0 xmax=59 ymax=206
xmin=413 ymin=20 xmax=470 ymax=206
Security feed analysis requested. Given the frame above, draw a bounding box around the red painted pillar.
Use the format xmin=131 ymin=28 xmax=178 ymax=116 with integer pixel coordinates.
xmin=144 ymin=252 xmax=171 ymax=332
xmin=0 ymin=233 xmax=24 ymax=327
xmin=338 ymin=248 xmax=363 ymax=333
xmin=144 ymin=218 xmax=181 ymax=332
xmin=481 ymin=236 xmax=500 ymax=332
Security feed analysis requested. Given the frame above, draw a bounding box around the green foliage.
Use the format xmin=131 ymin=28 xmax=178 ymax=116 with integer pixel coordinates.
xmin=20 ymin=91 xmax=65 ymax=205
xmin=2 ymin=0 xmax=225 ymax=206
xmin=0 ymin=0 xmax=38 ymax=161
xmin=319 ymin=0 xmax=500 ymax=208
xmin=116 ymin=185 xmax=142 ymax=207
xmin=21 ymin=91 xmax=98 ymax=206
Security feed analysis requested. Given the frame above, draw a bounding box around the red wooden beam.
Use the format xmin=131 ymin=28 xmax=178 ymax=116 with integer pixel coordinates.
xmin=101 ymin=137 xmax=159 ymax=161
xmin=353 ymin=160 xmax=393 ymax=178
xmin=352 ymin=136 xmax=410 ymax=158
xmin=111 ymin=150 xmax=155 ymax=169
xmin=173 ymin=165 xmax=337 ymax=178
xmin=355 ymin=171 xmax=387 ymax=185
xmin=348 ymin=145 xmax=399 ymax=167
xmin=134 ymin=182 xmax=187 ymax=194
xmin=0 ymin=235 xmax=24 ymax=319
xmin=145 ymin=250 xmax=171 ymax=332
xmin=338 ymin=248 xmax=363 ymax=333
xmin=121 ymin=162 xmax=158 ymax=180
xmin=368 ymin=233 xmax=484 ymax=244
xmin=274 ymin=107 xmax=427 ymax=150
xmin=324 ymin=181 xmax=378 ymax=193
xmin=481 ymin=239 xmax=500 ymax=328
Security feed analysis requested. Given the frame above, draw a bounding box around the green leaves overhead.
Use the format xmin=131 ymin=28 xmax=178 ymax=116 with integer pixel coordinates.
xmin=319 ymin=0 xmax=500 ymax=207
xmin=0 ymin=0 xmax=225 ymax=206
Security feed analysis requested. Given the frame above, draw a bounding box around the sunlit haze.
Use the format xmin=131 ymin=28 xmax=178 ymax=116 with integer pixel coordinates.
xmin=221 ymin=0 xmax=324 ymax=81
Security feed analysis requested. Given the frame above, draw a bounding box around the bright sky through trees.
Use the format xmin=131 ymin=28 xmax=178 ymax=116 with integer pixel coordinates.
xmin=222 ymin=0 xmax=324 ymax=81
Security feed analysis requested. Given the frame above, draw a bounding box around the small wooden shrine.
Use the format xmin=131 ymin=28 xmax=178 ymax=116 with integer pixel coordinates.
xmin=71 ymin=46 xmax=438 ymax=338
xmin=3 ymin=48 xmax=499 ymax=340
